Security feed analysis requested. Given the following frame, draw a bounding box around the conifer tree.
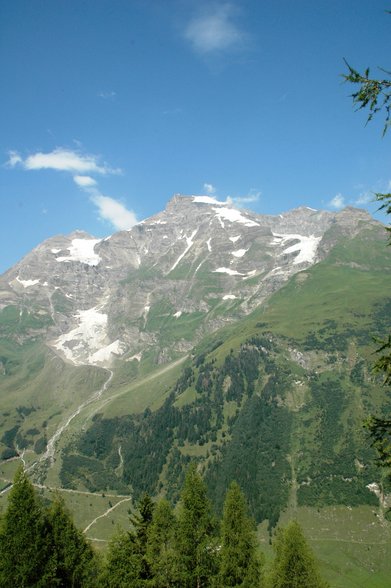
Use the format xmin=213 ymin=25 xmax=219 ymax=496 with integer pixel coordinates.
xmin=218 ymin=481 xmax=262 ymax=587
xmin=47 ymin=495 xmax=98 ymax=587
xmin=102 ymin=529 xmax=143 ymax=587
xmin=130 ymin=492 xmax=155 ymax=582
xmin=0 ymin=466 xmax=51 ymax=587
xmin=176 ymin=463 xmax=217 ymax=587
xmin=146 ymin=498 xmax=180 ymax=587
xmin=101 ymin=493 xmax=154 ymax=587
xmin=270 ymin=521 xmax=328 ymax=588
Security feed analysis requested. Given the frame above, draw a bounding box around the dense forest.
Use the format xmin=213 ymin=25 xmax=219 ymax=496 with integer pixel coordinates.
xmin=0 ymin=465 xmax=328 ymax=587
xmin=59 ymin=325 xmax=384 ymax=532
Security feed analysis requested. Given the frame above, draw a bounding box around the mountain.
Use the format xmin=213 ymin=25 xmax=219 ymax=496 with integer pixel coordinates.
xmin=1 ymin=195 xmax=391 ymax=584
xmin=0 ymin=195 xmax=377 ymax=367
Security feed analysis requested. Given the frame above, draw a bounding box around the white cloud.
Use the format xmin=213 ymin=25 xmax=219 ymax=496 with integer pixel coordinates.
xmin=73 ymin=175 xmax=97 ymax=188
xmin=203 ymin=183 xmax=216 ymax=195
xmin=91 ymin=195 xmax=137 ymax=231
xmin=10 ymin=148 xmax=121 ymax=175
xmin=6 ymin=146 xmax=137 ymax=232
xmin=5 ymin=150 xmax=22 ymax=167
xmin=184 ymin=4 xmax=243 ymax=54
xmin=329 ymin=194 xmax=345 ymax=209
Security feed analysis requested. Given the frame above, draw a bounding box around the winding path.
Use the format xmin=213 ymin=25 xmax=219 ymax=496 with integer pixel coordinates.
xmin=83 ymin=497 xmax=132 ymax=533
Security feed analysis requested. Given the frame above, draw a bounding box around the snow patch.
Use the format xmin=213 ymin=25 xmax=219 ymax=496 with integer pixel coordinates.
xmin=229 ymin=235 xmax=241 ymax=243
xmin=55 ymin=238 xmax=101 ymax=266
xmin=170 ymin=229 xmax=198 ymax=272
xmin=231 ymin=249 xmax=248 ymax=258
xmin=216 ymin=216 xmax=225 ymax=229
xmin=15 ymin=276 xmax=40 ymax=288
xmin=51 ymin=248 xmax=61 ymax=254
xmin=272 ymin=233 xmax=321 ymax=265
xmin=223 ymin=294 xmax=237 ymax=300
xmin=213 ymin=267 xmax=244 ymax=276
xmin=89 ymin=340 xmax=126 ymax=364
xmin=213 ymin=207 xmax=259 ymax=227
xmin=173 ymin=311 xmax=182 ymax=318
xmin=53 ymin=306 xmax=123 ymax=366
xmin=127 ymin=352 xmax=142 ymax=362
xmin=206 ymin=238 xmax=212 ymax=252
xmin=192 ymin=196 xmax=224 ymax=205
xmin=195 ymin=260 xmax=205 ymax=274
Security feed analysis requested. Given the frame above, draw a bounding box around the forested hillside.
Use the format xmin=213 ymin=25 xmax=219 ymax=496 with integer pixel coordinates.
xmin=60 ymin=225 xmax=391 ymax=534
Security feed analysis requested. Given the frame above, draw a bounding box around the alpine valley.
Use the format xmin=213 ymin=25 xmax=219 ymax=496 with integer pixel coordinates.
xmin=1 ymin=195 xmax=391 ymax=586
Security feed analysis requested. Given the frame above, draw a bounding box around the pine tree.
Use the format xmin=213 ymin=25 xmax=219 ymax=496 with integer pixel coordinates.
xmin=218 ymin=481 xmax=262 ymax=587
xmin=146 ymin=498 xmax=180 ymax=587
xmin=131 ymin=493 xmax=154 ymax=550
xmin=101 ymin=493 xmax=154 ymax=587
xmin=176 ymin=463 xmax=218 ymax=588
xmin=270 ymin=521 xmax=328 ymax=588
xmin=0 ymin=466 xmax=51 ymax=587
xmin=102 ymin=529 xmax=143 ymax=587
xmin=130 ymin=492 xmax=155 ymax=581
xmin=47 ymin=495 xmax=98 ymax=587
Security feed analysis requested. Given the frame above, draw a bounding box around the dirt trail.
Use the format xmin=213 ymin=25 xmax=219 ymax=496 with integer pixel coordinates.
xmin=83 ymin=497 xmax=132 ymax=533
xmin=89 ymin=355 xmax=188 ymax=418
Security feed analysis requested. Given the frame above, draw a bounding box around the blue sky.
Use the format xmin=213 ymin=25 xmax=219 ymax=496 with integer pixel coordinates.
xmin=1 ymin=0 xmax=390 ymax=273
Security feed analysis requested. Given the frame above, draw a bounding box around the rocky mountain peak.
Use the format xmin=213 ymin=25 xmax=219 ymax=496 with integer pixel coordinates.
xmin=0 ymin=197 xmax=384 ymax=368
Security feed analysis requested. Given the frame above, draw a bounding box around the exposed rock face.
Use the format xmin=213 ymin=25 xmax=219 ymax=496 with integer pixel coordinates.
xmin=0 ymin=196 xmax=379 ymax=366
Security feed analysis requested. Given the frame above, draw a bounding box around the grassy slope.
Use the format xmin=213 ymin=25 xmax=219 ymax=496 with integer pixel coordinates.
xmin=1 ymin=224 xmax=390 ymax=586
xmin=0 ymin=338 xmax=108 ymax=466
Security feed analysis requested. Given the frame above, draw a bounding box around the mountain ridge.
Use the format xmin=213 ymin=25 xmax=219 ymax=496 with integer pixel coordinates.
xmin=0 ymin=196 xmax=381 ymax=369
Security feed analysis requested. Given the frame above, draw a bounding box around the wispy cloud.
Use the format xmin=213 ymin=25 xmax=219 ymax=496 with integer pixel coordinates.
xmin=6 ymin=150 xmax=22 ymax=167
xmin=91 ymin=195 xmax=137 ymax=231
xmin=329 ymin=193 xmax=345 ymax=209
xmin=203 ymin=182 xmax=216 ymax=195
xmin=354 ymin=192 xmax=372 ymax=206
xmin=73 ymin=175 xmax=97 ymax=188
xmin=98 ymin=91 xmax=117 ymax=100
xmin=184 ymin=4 xmax=244 ymax=54
xmin=7 ymin=148 xmax=121 ymax=175
xmin=228 ymin=190 xmax=260 ymax=206
xmin=6 ymin=147 xmax=137 ymax=232
xmin=199 ymin=185 xmax=260 ymax=209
